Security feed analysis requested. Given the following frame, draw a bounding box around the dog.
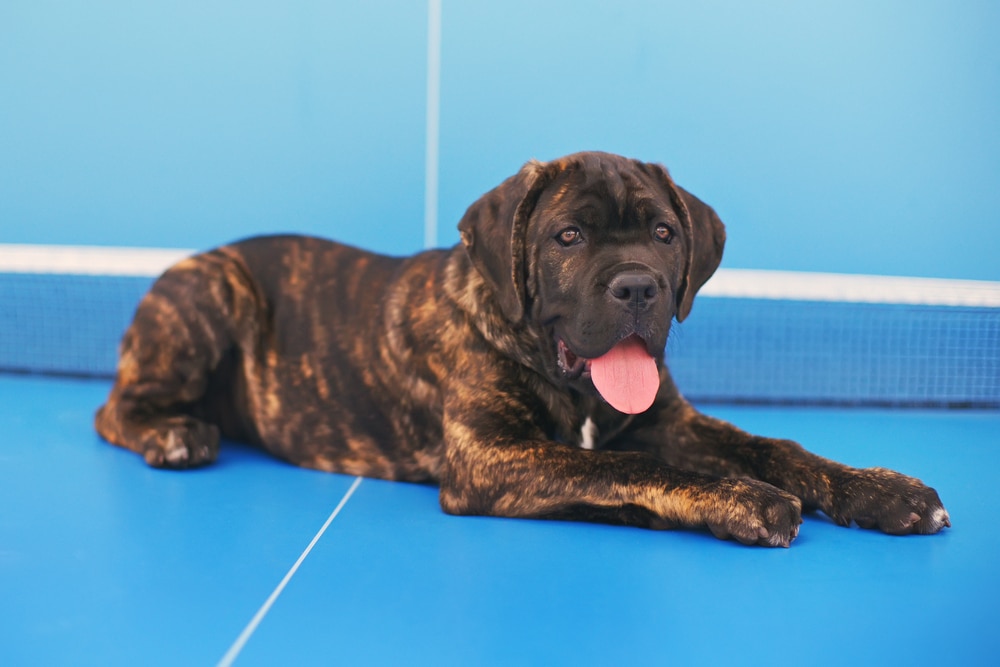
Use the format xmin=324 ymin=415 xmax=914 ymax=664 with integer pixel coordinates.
xmin=95 ymin=151 xmax=950 ymax=547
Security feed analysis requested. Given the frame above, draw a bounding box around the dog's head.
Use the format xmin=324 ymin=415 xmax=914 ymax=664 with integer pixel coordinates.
xmin=458 ymin=151 xmax=725 ymax=413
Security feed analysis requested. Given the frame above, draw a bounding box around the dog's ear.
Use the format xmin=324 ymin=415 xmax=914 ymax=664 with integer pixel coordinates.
xmin=458 ymin=159 xmax=558 ymax=322
xmin=672 ymin=184 xmax=726 ymax=321
xmin=646 ymin=163 xmax=726 ymax=322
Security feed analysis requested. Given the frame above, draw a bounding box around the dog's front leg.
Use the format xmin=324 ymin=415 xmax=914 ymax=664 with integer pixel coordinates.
xmin=437 ymin=398 xmax=802 ymax=547
xmin=625 ymin=400 xmax=950 ymax=535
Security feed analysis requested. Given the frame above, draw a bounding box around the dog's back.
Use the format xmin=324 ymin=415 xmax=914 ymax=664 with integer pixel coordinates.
xmin=96 ymin=234 xmax=451 ymax=480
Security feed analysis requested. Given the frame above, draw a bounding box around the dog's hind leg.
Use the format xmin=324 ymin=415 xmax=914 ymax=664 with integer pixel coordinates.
xmin=95 ymin=252 xmax=253 ymax=469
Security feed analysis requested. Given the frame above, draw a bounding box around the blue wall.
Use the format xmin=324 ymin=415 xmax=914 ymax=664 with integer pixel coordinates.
xmin=2 ymin=1 xmax=998 ymax=280
xmin=1 ymin=1 xmax=428 ymax=252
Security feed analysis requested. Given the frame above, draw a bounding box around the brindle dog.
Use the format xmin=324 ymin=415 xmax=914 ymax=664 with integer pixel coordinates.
xmin=95 ymin=151 xmax=949 ymax=547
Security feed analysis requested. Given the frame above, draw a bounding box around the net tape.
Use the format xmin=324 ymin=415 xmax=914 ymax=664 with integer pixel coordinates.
xmin=1 ymin=246 xmax=998 ymax=407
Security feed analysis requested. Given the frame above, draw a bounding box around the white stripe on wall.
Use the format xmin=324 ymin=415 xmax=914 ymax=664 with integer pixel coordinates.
xmin=2 ymin=243 xmax=999 ymax=308
xmin=0 ymin=244 xmax=194 ymax=277
xmin=699 ymin=268 xmax=1000 ymax=308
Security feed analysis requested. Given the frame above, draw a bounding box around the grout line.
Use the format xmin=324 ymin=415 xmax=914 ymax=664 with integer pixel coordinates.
xmin=423 ymin=0 xmax=442 ymax=250
xmin=216 ymin=476 xmax=363 ymax=667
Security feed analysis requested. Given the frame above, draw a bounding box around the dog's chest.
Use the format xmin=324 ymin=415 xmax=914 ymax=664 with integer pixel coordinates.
xmin=578 ymin=416 xmax=599 ymax=450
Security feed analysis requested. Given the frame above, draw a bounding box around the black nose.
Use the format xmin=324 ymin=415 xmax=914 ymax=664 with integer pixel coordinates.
xmin=608 ymin=272 xmax=659 ymax=306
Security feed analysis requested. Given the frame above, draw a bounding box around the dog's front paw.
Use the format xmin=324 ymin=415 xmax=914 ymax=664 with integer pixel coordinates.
xmin=139 ymin=417 xmax=220 ymax=469
xmin=829 ymin=467 xmax=950 ymax=535
xmin=703 ymin=479 xmax=803 ymax=547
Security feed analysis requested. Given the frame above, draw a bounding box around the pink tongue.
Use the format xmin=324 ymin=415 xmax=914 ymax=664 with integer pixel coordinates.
xmin=589 ymin=336 xmax=659 ymax=414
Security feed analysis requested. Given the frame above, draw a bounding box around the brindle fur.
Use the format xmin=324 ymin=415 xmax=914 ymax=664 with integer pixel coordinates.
xmin=95 ymin=151 xmax=949 ymax=547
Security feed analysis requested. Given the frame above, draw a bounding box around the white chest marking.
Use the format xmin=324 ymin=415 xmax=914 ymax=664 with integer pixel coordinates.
xmin=580 ymin=417 xmax=598 ymax=450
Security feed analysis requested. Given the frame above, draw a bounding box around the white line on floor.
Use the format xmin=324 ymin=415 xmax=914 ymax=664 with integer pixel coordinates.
xmin=216 ymin=476 xmax=363 ymax=667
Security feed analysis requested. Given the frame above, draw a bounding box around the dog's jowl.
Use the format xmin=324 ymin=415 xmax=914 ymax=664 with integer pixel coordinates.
xmin=95 ymin=151 xmax=950 ymax=547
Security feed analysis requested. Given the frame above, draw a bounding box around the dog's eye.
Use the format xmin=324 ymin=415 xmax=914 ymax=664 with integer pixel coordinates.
xmin=556 ymin=227 xmax=583 ymax=247
xmin=654 ymin=223 xmax=674 ymax=244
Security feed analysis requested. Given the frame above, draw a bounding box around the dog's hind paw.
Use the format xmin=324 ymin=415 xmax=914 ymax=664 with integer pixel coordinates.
xmin=139 ymin=417 xmax=220 ymax=469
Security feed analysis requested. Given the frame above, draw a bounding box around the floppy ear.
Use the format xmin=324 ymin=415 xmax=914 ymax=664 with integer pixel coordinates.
xmin=647 ymin=164 xmax=726 ymax=322
xmin=672 ymin=184 xmax=726 ymax=321
xmin=457 ymin=159 xmax=558 ymax=322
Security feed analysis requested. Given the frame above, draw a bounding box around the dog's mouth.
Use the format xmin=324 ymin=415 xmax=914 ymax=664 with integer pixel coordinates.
xmin=556 ymin=335 xmax=660 ymax=414
xmin=557 ymin=338 xmax=590 ymax=379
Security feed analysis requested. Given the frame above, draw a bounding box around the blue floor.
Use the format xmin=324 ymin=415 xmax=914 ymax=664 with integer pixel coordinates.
xmin=2 ymin=374 xmax=998 ymax=666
